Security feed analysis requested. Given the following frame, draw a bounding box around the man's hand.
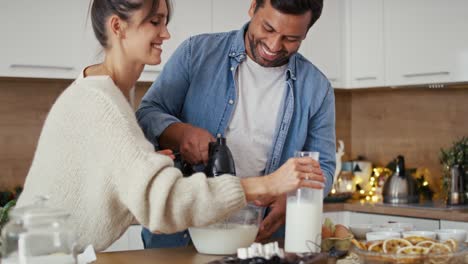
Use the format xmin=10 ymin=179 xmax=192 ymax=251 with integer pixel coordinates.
xmin=179 ymin=125 xmax=215 ymax=165
xmin=255 ymin=195 xmax=287 ymax=243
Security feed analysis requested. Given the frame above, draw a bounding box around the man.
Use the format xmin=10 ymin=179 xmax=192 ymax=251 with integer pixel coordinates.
xmin=136 ymin=0 xmax=335 ymax=248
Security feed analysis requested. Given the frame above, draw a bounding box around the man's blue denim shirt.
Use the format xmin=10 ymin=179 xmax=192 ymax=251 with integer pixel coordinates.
xmin=137 ymin=23 xmax=336 ymax=194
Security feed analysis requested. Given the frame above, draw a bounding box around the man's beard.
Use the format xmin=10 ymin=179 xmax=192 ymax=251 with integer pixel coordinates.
xmin=248 ymin=34 xmax=290 ymax=67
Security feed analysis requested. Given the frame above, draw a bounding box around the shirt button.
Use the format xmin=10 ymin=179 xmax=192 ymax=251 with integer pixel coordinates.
xmin=240 ymin=55 xmax=245 ymax=59
xmin=230 ymin=67 xmax=235 ymax=71
xmin=216 ymin=133 xmax=222 ymax=138
xmin=183 ymin=233 xmax=188 ymax=238
xmin=228 ymin=99 xmax=234 ymax=105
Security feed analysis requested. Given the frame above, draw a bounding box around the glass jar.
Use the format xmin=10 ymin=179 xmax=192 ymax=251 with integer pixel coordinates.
xmin=1 ymin=197 xmax=77 ymax=264
xmin=336 ymin=170 xmax=355 ymax=193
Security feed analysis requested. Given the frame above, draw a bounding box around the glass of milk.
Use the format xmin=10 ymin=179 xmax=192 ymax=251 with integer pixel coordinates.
xmin=285 ymin=151 xmax=323 ymax=253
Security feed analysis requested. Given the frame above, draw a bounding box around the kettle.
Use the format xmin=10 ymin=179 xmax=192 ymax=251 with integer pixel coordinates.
xmin=189 ymin=138 xmax=263 ymax=255
xmin=383 ymin=155 xmax=419 ymax=204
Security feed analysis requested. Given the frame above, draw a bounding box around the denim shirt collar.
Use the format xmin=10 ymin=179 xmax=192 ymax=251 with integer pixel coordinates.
xmin=229 ymin=22 xmax=298 ymax=81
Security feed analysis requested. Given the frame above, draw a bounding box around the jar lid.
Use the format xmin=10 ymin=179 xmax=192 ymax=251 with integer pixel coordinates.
xmin=10 ymin=196 xmax=69 ymax=225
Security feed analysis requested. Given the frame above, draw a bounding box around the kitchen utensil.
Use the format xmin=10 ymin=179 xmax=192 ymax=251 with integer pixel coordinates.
xmin=382 ymin=155 xmax=419 ymax=204
xmin=448 ymin=164 xmax=465 ymax=205
xmin=204 ymin=136 xmax=236 ymax=177
xmin=189 ymin=204 xmax=262 ymax=255
xmin=189 ymin=137 xmax=262 ymax=255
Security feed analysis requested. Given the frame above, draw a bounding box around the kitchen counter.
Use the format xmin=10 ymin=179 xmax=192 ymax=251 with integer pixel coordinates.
xmin=95 ymin=246 xmax=219 ymax=264
xmin=129 ymin=201 xmax=468 ymax=225
xmin=323 ymin=201 xmax=468 ymax=222
xmin=95 ymin=246 xmax=331 ymax=264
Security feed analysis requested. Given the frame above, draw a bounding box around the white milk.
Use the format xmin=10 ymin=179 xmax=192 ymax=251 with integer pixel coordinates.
xmin=285 ymin=197 xmax=323 ymax=253
xmin=189 ymin=223 xmax=258 ymax=255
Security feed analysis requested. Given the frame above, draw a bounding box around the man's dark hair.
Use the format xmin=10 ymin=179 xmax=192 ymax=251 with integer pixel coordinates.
xmin=254 ymin=0 xmax=323 ymax=28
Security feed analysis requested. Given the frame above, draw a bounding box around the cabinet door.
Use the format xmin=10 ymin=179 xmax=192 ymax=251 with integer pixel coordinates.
xmin=139 ymin=0 xmax=212 ymax=82
xmin=212 ymin=0 xmax=251 ymax=33
xmin=384 ymin=0 xmax=468 ymax=86
xmin=349 ymin=212 xmax=439 ymax=231
xmin=301 ymin=0 xmax=344 ymax=88
xmin=348 ymin=0 xmax=384 ymax=88
xmin=78 ymin=5 xmax=104 ymax=73
xmin=323 ymin=211 xmax=351 ymax=226
xmin=0 ymin=0 xmax=85 ymax=79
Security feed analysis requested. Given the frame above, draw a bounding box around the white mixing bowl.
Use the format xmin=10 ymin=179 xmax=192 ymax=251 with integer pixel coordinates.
xmin=189 ymin=204 xmax=263 ymax=255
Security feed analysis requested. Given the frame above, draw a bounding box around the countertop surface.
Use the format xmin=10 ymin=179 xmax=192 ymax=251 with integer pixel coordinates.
xmin=95 ymin=246 xmax=331 ymax=264
xmin=130 ymin=201 xmax=468 ymax=225
xmin=95 ymin=246 xmax=219 ymax=264
xmin=323 ymin=201 xmax=468 ymax=222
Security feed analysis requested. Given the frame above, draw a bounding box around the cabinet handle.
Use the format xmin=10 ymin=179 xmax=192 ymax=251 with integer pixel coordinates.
xmin=403 ymin=71 xmax=449 ymax=78
xmin=355 ymin=76 xmax=377 ymax=81
xmin=10 ymin=64 xmax=74 ymax=71
xmin=328 ymin=78 xmax=338 ymax=82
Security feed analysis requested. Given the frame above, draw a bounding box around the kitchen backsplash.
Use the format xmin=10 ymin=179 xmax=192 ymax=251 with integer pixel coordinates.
xmin=346 ymin=87 xmax=468 ymax=193
xmin=0 ymin=78 xmax=467 ymax=194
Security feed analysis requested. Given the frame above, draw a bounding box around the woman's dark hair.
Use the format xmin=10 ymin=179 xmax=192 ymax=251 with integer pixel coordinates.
xmin=90 ymin=0 xmax=172 ymax=48
xmin=254 ymin=0 xmax=323 ymax=29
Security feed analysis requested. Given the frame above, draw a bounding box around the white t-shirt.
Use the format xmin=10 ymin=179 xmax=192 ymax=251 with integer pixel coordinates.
xmin=225 ymin=56 xmax=287 ymax=177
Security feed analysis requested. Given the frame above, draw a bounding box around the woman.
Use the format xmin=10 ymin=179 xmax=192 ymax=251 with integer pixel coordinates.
xmin=17 ymin=0 xmax=325 ymax=251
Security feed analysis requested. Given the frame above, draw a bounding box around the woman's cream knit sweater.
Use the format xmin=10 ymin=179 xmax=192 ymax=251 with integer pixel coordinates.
xmin=17 ymin=75 xmax=246 ymax=251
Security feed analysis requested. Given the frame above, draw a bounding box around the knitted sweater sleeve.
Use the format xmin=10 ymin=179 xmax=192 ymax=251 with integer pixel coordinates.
xmin=86 ymin=80 xmax=247 ymax=234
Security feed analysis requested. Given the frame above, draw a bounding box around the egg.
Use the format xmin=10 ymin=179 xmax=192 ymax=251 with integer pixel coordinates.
xmin=322 ymin=225 xmax=333 ymax=239
xmin=334 ymin=224 xmax=351 ymax=238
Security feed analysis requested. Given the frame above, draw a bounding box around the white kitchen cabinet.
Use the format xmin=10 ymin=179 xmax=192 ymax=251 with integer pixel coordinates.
xmin=346 ymin=0 xmax=385 ymax=88
xmin=323 ymin=211 xmax=351 ymax=226
xmin=78 ymin=6 xmax=104 ymax=77
xmin=440 ymin=220 xmax=468 ymax=242
xmin=384 ymin=0 xmax=468 ymax=86
xmin=0 ymin=0 xmax=87 ymax=79
xmin=301 ymin=0 xmax=344 ymax=88
xmin=104 ymin=225 xmax=144 ymax=252
xmin=139 ymin=0 xmax=212 ymax=82
xmin=141 ymin=0 xmax=251 ymax=82
xmin=212 ymin=0 xmax=251 ymax=33
xmin=349 ymin=212 xmax=440 ymax=231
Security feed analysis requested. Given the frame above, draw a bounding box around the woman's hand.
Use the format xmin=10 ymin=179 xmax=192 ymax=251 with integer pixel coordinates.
xmin=157 ymin=149 xmax=176 ymax=160
xmin=265 ymin=157 xmax=325 ymax=197
xmin=240 ymin=157 xmax=326 ymax=202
